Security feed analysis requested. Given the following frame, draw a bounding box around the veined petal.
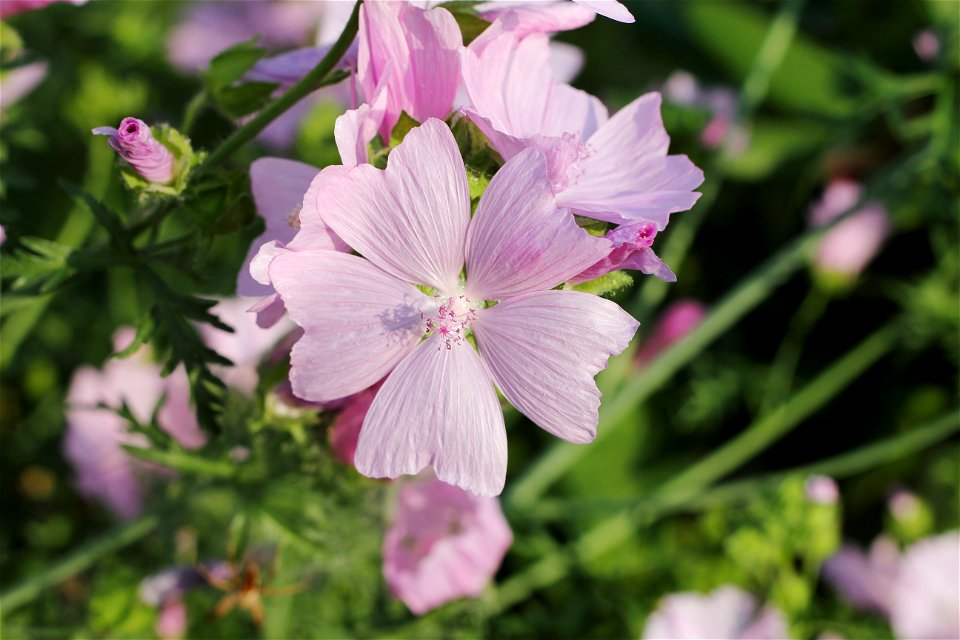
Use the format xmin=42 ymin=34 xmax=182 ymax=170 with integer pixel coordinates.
xmin=473 ymin=290 xmax=638 ymax=443
xmin=238 ymin=158 xmax=319 ymax=297
xmin=465 ymin=147 xmax=610 ymax=300
xmin=560 ymin=93 xmax=704 ymax=227
xmin=269 ymin=250 xmax=426 ymax=402
xmin=310 ymin=120 xmax=470 ymax=292
xmin=356 ymin=337 xmax=508 ymax=497
xmin=334 ymin=82 xmax=388 ymax=167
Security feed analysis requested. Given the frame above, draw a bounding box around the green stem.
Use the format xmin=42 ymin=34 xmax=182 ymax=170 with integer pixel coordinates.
xmin=759 ymin=287 xmax=829 ymax=414
xmin=196 ymin=1 xmax=360 ymax=176
xmin=181 ymin=90 xmax=207 ymax=135
xmin=0 ymin=513 xmax=161 ymax=613
xmin=496 ymin=323 xmax=900 ymax=611
xmin=122 ymin=446 xmax=237 ymax=478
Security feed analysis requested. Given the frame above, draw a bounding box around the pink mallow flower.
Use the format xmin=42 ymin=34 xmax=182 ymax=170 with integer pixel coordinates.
xmin=383 ymin=474 xmax=512 ymax=614
xmin=265 ymin=119 xmax=638 ymax=496
xmin=823 ymin=532 xmax=960 ymax=639
xmin=462 ymin=30 xmax=704 ymax=230
xmin=92 ymin=117 xmax=175 ymax=185
xmin=642 ymin=585 xmax=791 ymax=639
xmin=635 ymin=300 xmax=706 ymax=367
xmin=63 ymin=328 xmax=206 ymax=519
xmin=808 ymin=179 xmax=890 ymax=279
xmin=358 ymin=0 xmax=462 ymax=143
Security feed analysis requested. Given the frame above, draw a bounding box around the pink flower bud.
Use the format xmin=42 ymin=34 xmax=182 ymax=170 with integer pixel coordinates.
xmin=92 ymin=117 xmax=175 ymax=185
xmin=804 ymin=474 xmax=839 ymax=505
xmin=636 ymin=300 xmax=706 ymax=366
xmin=912 ymin=29 xmax=940 ymax=62
xmin=808 ymin=179 xmax=890 ymax=279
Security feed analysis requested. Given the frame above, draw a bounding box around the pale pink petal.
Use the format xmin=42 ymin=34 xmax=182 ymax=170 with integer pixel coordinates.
xmin=642 ymin=586 xmax=789 ymax=640
xmin=238 ymin=158 xmax=321 ymax=297
xmin=269 ymin=250 xmax=426 ymax=402
xmin=473 ymin=290 xmax=637 ymax=443
xmin=890 ymin=531 xmax=960 ymax=640
xmin=329 ymin=386 xmax=379 ymax=466
xmin=464 ymin=147 xmax=610 ymax=300
xmin=548 ymin=41 xmax=584 ymax=83
xmin=356 ymin=337 xmax=507 ymax=497
xmin=334 ymin=93 xmax=387 ymax=167
xmin=358 ymin=2 xmax=461 ymax=141
xmin=559 ymin=93 xmax=704 ymax=228
xmin=312 ymin=120 xmax=470 ymax=293
xmin=248 ymin=294 xmax=286 ymax=329
xmin=287 ymin=166 xmax=352 ymax=253
xmin=822 ymin=537 xmax=899 ymax=615
xmin=383 ymin=475 xmax=512 ymax=614
xmin=475 ymin=2 xmax=596 ymax=37
xmin=573 ymin=0 xmax=635 ymax=23
xmin=156 ymin=366 xmax=206 ymax=450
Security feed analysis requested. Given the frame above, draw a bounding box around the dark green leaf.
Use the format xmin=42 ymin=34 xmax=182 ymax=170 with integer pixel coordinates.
xmin=205 ymin=38 xmax=268 ymax=91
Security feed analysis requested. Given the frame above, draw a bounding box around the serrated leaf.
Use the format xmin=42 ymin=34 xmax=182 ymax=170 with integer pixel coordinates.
xmin=206 ymin=38 xmax=268 ymax=91
xmin=61 ymin=181 xmax=132 ymax=252
xmin=569 ymin=270 xmax=633 ymax=296
xmin=113 ymin=315 xmax=155 ymax=360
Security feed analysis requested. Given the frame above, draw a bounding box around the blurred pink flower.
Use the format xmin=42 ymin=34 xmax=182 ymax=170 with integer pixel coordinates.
xmin=808 ymin=179 xmax=890 ymax=279
xmin=0 ymin=0 xmax=83 ymax=18
xmin=166 ymin=0 xmax=334 ymax=73
xmin=140 ymin=562 xmax=233 ymax=639
xmin=358 ymin=0 xmax=462 ymax=142
xmin=804 ymin=474 xmax=839 ymax=505
xmin=642 ymin=585 xmax=791 ymax=639
xmin=912 ymin=29 xmax=940 ymax=62
xmin=663 ymin=70 xmax=746 ymax=153
xmin=823 ymin=536 xmax=900 ymax=615
xmin=890 ymin=531 xmax=959 ymax=639
xmin=63 ymin=329 xmax=205 ymax=519
xmin=887 ymin=489 xmax=922 ymax=522
xmin=200 ymin=298 xmax=293 ymax=394
xmin=92 ymin=117 xmax=174 ymax=185
xmin=268 ymin=119 xmax=636 ymax=495
xmin=635 ymin=300 xmax=706 ymax=366
xmin=155 ymin=600 xmax=187 ymax=640
xmin=383 ymin=474 xmax=512 ymax=614
xmin=462 ymin=32 xmax=703 ymax=229
xmin=0 ymin=61 xmax=48 ymax=112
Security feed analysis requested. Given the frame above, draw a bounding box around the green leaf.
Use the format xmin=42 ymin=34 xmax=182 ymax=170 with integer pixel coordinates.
xmin=215 ymin=81 xmax=279 ymax=118
xmin=449 ymin=10 xmax=490 ymax=46
xmin=389 ymin=111 xmax=421 ymax=147
xmin=568 ymin=271 xmax=633 ymax=296
xmin=205 ymin=38 xmax=268 ymax=91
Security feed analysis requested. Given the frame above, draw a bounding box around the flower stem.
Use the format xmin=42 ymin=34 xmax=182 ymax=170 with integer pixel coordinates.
xmin=195 ymin=1 xmax=361 ymax=176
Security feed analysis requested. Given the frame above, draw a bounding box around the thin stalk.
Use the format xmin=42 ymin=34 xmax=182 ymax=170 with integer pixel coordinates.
xmin=0 ymin=513 xmax=161 ymax=613
xmin=496 ymin=322 xmax=899 ymax=611
xmin=122 ymin=446 xmax=237 ymax=479
xmin=196 ymin=1 xmax=360 ymax=176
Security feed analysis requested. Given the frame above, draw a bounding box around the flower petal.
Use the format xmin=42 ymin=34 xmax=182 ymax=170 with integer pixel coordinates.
xmin=311 ymin=119 xmax=470 ymax=292
xmin=465 ymin=147 xmax=610 ymax=300
xmin=356 ymin=337 xmax=507 ymax=497
xmin=238 ymin=158 xmax=321 ymax=297
xmin=269 ymin=250 xmax=426 ymax=402
xmin=559 ymin=93 xmax=704 ymax=227
xmin=473 ymin=289 xmax=638 ymax=443
xmin=573 ymin=0 xmax=635 ymax=23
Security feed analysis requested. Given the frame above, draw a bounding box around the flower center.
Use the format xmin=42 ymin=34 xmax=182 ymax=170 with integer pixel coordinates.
xmin=421 ymin=293 xmax=479 ymax=350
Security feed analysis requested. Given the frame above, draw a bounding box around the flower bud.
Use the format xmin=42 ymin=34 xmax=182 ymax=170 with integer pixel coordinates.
xmin=808 ymin=179 xmax=890 ymax=282
xmin=93 ymin=117 xmax=175 ymax=185
xmin=804 ymin=474 xmax=840 ymax=505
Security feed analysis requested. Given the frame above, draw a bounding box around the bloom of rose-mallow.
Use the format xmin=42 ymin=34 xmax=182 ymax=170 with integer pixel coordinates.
xmin=822 ymin=535 xmax=900 ymax=616
xmin=92 ymin=117 xmax=175 ymax=185
xmin=634 ymin=299 xmax=706 ymax=367
xmin=642 ymin=585 xmax=791 ymax=639
xmin=63 ymin=329 xmax=206 ymax=519
xmin=358 ymin=1 xmax=462 ymax=142
xmin=383 ymin=474 xmax=512 ymax=614
xmin=265 ymin=119 xmax=637 ymax=495
xmin=462 ymin=30 xmax=703 ymax=229
xmin=890 ymin=531 xmax=959 ymax=639
xmin=808 ymin=178 xmax=890 ymax=279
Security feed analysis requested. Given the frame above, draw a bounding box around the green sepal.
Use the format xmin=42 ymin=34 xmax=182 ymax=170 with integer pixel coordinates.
xmin=119 ymin=124 xmax=205 ymax=199
xmin=567 ymin=270 xmax=634 ymax=296
xmin=390 ymin=111 xmax=421 ymax=147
